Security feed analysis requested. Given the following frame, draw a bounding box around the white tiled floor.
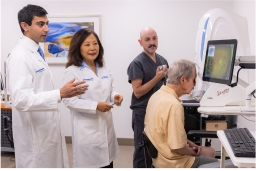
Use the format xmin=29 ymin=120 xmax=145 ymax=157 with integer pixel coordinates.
xmin=1 ymin=144 xmax=134 ymax=168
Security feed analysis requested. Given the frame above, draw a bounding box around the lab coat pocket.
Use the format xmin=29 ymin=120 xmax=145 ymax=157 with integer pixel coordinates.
xmin=34 ymin=68 xmax=54 ymax=91
xmin=37 ymin=120 xmax=58 ymax=154
xmin=77 ymin=118 xmax=103 ymax=147
xmin=101 ymin=76 xmax=111 ymax=87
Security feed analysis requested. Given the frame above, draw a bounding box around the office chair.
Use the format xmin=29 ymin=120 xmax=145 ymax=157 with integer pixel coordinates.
xmin=187 ymin=130 xmax=218 ymax=147
xmin=140 ymin=131 xmax=158 ymax=168
xmin=141 ymin=131 xmax=233 ymax=168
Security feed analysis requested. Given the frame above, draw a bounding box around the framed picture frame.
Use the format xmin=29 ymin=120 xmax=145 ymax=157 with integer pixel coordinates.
xmin=39 ymin=14 xmax=102 ymax=64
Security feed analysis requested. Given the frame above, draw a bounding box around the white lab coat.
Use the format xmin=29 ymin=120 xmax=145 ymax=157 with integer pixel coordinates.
xmin=63 ymin=63 xmax=120 ymax=168
xmin=6 ymin=36 xmax=69 ymax=168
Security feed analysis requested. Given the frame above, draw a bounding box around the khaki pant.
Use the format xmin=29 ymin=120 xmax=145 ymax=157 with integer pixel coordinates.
xmin=191 ymin=155 xmax=218 ymax=168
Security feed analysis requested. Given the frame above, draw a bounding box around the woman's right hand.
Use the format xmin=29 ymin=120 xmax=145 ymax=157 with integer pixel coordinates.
xmin=97 ymin=102 xmax=113 ymax=112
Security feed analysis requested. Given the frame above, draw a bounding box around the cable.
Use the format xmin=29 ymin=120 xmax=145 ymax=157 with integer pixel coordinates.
xmin=2 ymin=114 xmax=14 ymax=148
xmin=185 ymin=113 xmax=217 ymax=123
xmin=139 ymin=134 xmax=148 ymax=168
xmin=1 ymin=114 xmax=11 ymax=121
xmin=229 ymin=67 xmax=243 ymax=87
xmin=143 ymin=145 xmax=147 ymax=168
xmin=252 ymin=90 xmax=256 ymax=98
xmin=6 ymin=131 xmax=14 ymax=148
xmin=241 ymin=115 xmax=255 ymax=122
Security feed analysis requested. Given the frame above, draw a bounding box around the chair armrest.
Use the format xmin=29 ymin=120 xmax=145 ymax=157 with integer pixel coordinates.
xmin=187 ymin=130 xmax=218 ymax=138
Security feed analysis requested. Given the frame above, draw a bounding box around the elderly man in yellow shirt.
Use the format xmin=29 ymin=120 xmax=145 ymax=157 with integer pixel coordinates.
xmin=144 ymin=59 xmax=218 ymax=168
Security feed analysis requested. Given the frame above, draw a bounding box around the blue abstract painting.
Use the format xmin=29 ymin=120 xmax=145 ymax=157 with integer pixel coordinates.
xmin=44 ymin=22 xmax=94 ymax=58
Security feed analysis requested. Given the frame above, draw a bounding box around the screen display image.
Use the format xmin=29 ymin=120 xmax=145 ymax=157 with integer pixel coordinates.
xmin=204 ymin=44 xmax=234 ymax=80
xmin=202 ymin=39 xmax=237 ymax=85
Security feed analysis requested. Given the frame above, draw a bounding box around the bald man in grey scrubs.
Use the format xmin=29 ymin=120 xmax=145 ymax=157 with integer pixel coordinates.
xmin=127 ymin=27 xmax=169 ymax=168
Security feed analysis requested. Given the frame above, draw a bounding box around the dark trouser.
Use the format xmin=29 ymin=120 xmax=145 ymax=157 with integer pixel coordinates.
xmin=101 ymin=161 xmax=113 ymax=168
xmin=132 ymin=112 xmax=152 ymax=168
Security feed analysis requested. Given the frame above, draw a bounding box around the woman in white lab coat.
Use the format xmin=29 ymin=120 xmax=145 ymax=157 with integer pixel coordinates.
xmin=63 ymin=28 xmax=123 ymax=168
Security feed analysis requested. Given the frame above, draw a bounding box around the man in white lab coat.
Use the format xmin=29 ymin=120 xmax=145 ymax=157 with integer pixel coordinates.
xmin=6 ymin=4 xmax=88 ymax=168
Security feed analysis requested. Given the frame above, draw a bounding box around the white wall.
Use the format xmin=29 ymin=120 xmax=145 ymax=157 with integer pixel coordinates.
xmin=233 ymin=0 xmax=256 ymax=131
xmin=1 ymin=0 xmax=254 ymax=138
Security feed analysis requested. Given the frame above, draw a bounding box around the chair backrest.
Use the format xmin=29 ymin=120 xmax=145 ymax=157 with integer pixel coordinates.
xmin=142 ymin=131 xmax=158 ymax=158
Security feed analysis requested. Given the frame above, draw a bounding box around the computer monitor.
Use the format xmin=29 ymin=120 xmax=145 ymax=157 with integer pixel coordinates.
xmin=202 ymin=39 xmax=237 ymax=85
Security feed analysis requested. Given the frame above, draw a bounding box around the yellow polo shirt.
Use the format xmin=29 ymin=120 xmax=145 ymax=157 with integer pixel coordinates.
xmin=144 ymin=85 xmax=195 ymax=168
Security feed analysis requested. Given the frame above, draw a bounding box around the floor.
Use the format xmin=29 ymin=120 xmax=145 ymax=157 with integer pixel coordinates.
xmin=1 ymin=144 xmax=134 ymax=168
xmin=1 ymin=145 xmax=237 ymax=168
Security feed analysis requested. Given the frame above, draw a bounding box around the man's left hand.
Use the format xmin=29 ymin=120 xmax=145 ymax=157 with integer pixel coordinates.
xmin=193 ymin=146 xmax=202 ymax=156
xmin=188 ymin=140 xmax=202 ymax=156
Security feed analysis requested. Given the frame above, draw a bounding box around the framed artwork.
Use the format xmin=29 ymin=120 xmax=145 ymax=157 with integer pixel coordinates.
xmin=39 ymin=14 xmax=102 ymax=64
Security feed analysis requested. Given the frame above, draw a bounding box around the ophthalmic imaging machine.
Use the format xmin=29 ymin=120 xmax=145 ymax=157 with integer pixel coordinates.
xmin=181 ymin=8 xmax=255 ymax=158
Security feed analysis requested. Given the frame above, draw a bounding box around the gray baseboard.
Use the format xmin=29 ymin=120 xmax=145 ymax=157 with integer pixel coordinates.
xmin=117 ymin=138 xmax=134 ymax=146
xmin=65 ymin=136 xmax=133 ymax=146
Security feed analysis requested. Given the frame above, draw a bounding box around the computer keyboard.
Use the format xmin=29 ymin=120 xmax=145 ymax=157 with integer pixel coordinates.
xmin=224 ymin=128 xmax=255 ymax=157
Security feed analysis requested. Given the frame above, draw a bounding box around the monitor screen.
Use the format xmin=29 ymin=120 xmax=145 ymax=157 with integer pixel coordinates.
xmin=202 ymin=39 xmax=237 ymax=85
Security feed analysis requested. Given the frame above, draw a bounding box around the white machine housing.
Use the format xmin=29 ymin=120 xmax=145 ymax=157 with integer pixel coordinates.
xmin=194 ymin=8 xmax=255 ymax=110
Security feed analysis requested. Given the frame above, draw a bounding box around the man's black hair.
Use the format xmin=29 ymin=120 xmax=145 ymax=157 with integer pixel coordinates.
xmin=18 ymin=4 xmax=48 ymax=34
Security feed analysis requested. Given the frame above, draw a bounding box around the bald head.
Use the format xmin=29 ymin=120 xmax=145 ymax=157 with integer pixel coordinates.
xmin=138 ymin=27 xmax=158 ymax=56
xmin=140 ymin=27 xmax=157 ymax=39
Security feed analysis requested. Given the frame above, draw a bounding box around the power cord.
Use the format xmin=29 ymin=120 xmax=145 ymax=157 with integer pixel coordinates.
xmin=241 ymin=115 xmax=255 ymax=122
xmin=229 ymin=67 xmax=243 ymax=87
xmin=185 ymin=113 xmax=217 ymax=124
xmin=252 ymin=90 xmax=256 ymax=98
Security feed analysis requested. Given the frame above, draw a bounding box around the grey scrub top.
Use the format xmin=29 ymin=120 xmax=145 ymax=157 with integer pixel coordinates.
xmin=127 ymin=52 xmax=169 ymax=116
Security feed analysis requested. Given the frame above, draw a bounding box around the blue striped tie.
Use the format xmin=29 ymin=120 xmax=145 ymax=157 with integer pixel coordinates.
xmin=38 ymin=46 xmax=45 ymax=61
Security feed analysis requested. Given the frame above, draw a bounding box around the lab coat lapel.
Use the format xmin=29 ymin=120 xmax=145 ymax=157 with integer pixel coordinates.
xmin=36 ymin=52 xmax=47 ymax=66
xmin=82 ymin=67 xmax=99 ymax=80
xmin=36 ymin=53 xmax=53 ymax=79
xmin=97 ymin=66 xmax=103 ymax=79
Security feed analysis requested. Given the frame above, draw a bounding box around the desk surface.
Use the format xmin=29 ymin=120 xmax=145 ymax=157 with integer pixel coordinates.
xmin=217 ymin=130 xmax=256 ymax=168
xmin=181 ymin=103 xmax=200 ymax=107
xmin=1 ymin=103 xmax=12 ymax=110
xmin=198 ymin=106 xmax=255 ymax=116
